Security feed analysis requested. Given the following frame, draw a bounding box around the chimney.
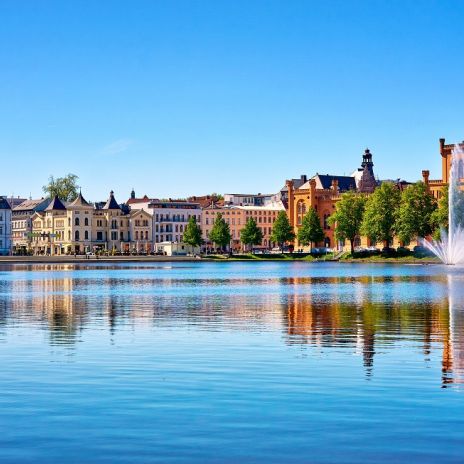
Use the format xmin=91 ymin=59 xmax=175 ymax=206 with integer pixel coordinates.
xmin=331 ymin=178 xmax=339 ymax=194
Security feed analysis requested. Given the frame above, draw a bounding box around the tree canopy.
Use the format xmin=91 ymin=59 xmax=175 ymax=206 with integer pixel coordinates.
xmin=240 ymin=217 xmax=263 ymax=251
xmin=297 ymin=207 xmax=324 ymax=248
xmin=270 ymin=211 xmax=295 ymax=251
xmin=395 ymin=182 xmax=436 ymax=244
xmin=361 ymin=182 xmax=401 ymax=247
xmin=328 ymin=191 xmax=366 ymax=253
xmin=208 ymin=213 xmax=231 ymax=250
xmin=183 ymin=216 xmax=203 ymax=248
xmin=43 ymin=174 xmax=80 ymax=201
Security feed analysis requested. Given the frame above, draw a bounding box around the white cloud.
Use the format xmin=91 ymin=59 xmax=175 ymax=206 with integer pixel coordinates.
xmin=101 ymin=138 xmax=134 ymax=156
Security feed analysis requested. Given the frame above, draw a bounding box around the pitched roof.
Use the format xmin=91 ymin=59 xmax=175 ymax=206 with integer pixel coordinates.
xmin=13 ymin=198 xmax=50 ymax=211
xmin=45 ymin=196 xmax=67 ymax=211
xmin=69 ymin=191 xmax=91 ymax=208
xmin=127 ymin=195 xmax=150 ymax=205
xmin=0 ymin=197 xmax=11 ymax=210
xmin=103 ymin=191 xmax=121 ymax=210
xmin=299 ymin=174 xmax=356 ymax=192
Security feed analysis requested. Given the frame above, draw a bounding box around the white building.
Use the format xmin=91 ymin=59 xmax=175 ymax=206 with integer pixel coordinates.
xmin=128 ymin=198 xmax=201 ymax=246
xmin=0 ymin=197 xmax=12 ymax=255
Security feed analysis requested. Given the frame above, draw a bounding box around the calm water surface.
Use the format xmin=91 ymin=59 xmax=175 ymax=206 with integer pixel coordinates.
xmin=0 ymin=262 xmax=463 ymax=463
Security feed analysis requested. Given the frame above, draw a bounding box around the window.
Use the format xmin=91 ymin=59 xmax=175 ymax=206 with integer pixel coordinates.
xmin=297 ymin=201 xmax=306 ymax=225
xmin=75 ymin=230 xmax=80 ymax=241
xmin=85 ymin=231 xmax=89 ymax=240
xmin=75 ymin=217 xmax=80 ymax=226
xmin=135 ymin=231 xmax=139 ymax=240
xmin=84 ymin=218 xmax=89 ymax=226
xmin=97 ymin=231 xmax=103 ymax=241
xmin=323 ymin=212 xmax=330 ymax=230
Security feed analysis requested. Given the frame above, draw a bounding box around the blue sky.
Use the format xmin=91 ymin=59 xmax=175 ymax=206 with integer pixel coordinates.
xmin=1 ymin=0 xmax=463 ymax=202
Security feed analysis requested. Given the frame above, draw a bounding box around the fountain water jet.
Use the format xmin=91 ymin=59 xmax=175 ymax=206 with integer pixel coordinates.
xmin=422 ymin=144 xmax=464 ymax=264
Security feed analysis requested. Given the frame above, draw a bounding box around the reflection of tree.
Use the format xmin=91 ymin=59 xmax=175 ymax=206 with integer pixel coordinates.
xmin=441 ymin=274 xmax=464 ymax=388
xmin=282 ymin=289 xmax=450 ymax=379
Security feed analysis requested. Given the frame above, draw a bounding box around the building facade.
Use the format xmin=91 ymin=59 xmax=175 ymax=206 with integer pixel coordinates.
xmin=286 ymin=149 xmax=387 ymax=251
xmin=201 ymin=200 xmax=285 ymax=251
xmin=128 ymin=196 xmax=201 ymax=246
xmin=0 ymin=197 xmax=12 ymax=255
xmin=421 ymin=138 xmax=464 ymax=200
xmin=30 ymin=191 xmax=133 ymax=255
xmin=11 ymin=198 xmax=51 ymax=254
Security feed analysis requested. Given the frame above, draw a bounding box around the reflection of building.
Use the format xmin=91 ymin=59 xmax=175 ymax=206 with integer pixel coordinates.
xmin=441 ymin=274 xmax=464 ymax=387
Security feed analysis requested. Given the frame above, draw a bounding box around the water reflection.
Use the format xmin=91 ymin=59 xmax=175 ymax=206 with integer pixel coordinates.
xmin=1 ymin=264 xmax=464 ymax=387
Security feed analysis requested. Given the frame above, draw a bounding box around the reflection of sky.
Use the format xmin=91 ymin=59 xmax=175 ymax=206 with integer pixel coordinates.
xmin=0 ymin=262 xmax=464 ymax=463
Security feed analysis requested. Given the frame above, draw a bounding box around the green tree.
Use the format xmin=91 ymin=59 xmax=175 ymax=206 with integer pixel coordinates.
xmin=328 ymin=191 xmax=366 ymax=254
xmin=210 ymin=192 xmax=224 ymax=200
xmin=43 ymin=174 xmax=80 ymax=201
xmin=361 ymin=182 xmax=401 ymax=248
xmin=240 ymin=217 xmax=263 ymax=252
xmin=297 ymin=208 xmax=325 ymax=250
xmin=430 ymin=186 xmax=448 ymax=240
xmin=183 ymin=216 xmax=203 ymax=249
xmin=270 ymin=211 xmax=295 ymax=251
xmin=208 ymin=213 xmax=231 ymax=251
xmin=395 ymin=182 xmax=437 ymax=244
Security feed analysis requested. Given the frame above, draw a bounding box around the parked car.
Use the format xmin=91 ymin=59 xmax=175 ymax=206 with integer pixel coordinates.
xmin=354 ymin=246 xmax=366 ymax=253
xmin=366 ymin=246 xmax=379 ymax=252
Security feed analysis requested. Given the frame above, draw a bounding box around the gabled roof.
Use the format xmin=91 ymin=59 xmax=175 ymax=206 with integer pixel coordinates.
xmin=103 ymin=191 xmax=121 ymax=210
xmin=315 ymin=174 xmax=357 ymax=191
xmin=0 ymin=197 xmax=11 ymax=210
xmin=69 ymin=191 xmax=91 ymax=208
xmin=13 ymin=198 xmax=51 ymax=212
xmin=300 ymin=174 xmax=356 ymax=192
xmin=45 ymin=196 xmax=67 ymax=211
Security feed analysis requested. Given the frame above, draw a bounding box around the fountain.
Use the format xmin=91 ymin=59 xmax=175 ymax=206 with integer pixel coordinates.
xmin=423 ymin=144 xmax=464 ymax=264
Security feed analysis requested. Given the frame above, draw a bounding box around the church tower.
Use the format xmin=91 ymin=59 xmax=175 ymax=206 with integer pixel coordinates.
xmin=358 ymin=148 xmax=377 ymax=193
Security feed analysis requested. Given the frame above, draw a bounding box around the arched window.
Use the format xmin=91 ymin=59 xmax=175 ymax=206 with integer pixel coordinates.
xmin=75 ymin=230 xmax=80 ymax=241
xmin=135 ymin=231 xmax=139 ymax=240
xmin=84 ymin=230 xmax=89 ymax=240
xmin=75 ymin=217 xmax=80 ymax=226
xmin=297 ymin=201 xmax=306 ymax=225
xmin=323 ymin=212 xmax=331 ymax=230
xmin=68 ymin=231 xmax=71 ymax=240
xmin=84 ymin=218 xmax=89 ymax=226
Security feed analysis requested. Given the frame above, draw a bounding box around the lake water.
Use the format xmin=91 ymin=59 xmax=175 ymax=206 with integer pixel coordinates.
xmin=0 ymin=261 xmax=463 ymax=463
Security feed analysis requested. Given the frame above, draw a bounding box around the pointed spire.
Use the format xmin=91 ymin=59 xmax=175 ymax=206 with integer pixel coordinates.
xmin=103 ymin=190 xmax=121 ymax=210
xmin=70 ymin=190 xmax=91 ymax=208
xmin=45 ymin=195 xmax=67 ymax=211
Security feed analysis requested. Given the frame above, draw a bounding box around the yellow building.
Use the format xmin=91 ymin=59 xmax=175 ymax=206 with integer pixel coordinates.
xmin=31 ymin=191 xmax=132 ymax=255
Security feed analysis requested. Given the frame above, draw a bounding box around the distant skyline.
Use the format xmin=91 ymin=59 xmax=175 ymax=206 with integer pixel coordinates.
xmin=1 ymin=0 xmax=463 ymax=202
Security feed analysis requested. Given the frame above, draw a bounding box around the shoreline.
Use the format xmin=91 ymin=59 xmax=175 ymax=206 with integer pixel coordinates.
xmin=0 ymin=255 xmax=440 ymax=265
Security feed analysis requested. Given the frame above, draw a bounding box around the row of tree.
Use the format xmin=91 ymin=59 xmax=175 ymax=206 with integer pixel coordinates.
xmin=327 ymin=181 xmax=448 ymax=253
xmin=188 ymin=181 xmax=450 ymax=254
xmin=43 ymin=174 xmax=449 ymax=254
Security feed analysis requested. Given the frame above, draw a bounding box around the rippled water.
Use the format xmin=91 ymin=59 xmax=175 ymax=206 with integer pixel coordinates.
xmin=0 ymin=262 xmax=463 ymax=463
